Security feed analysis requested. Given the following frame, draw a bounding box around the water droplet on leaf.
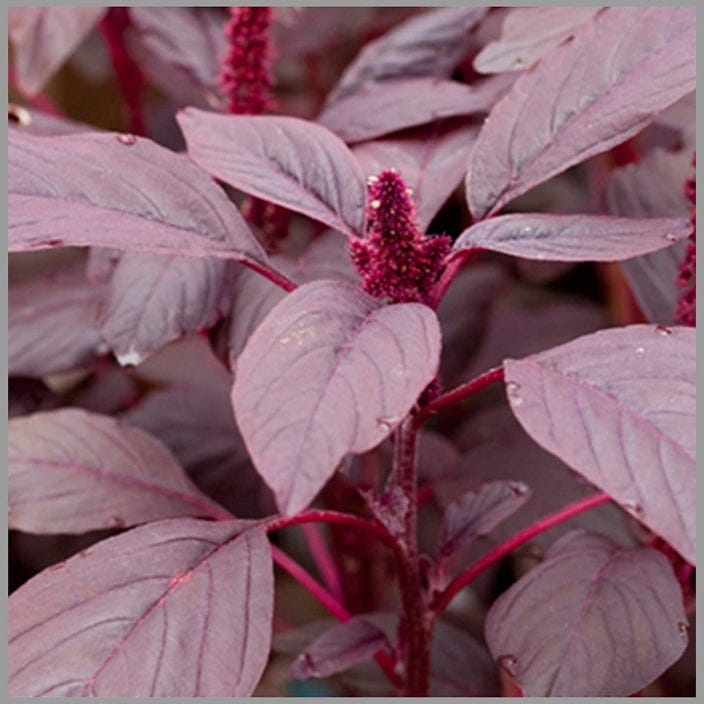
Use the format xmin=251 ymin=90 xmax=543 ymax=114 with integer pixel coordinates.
xmin=9 ymin=105 xmax=31 ymax=126
xmin=635 ymin=346 xmax=645 ymax=353
xmin=498 ymin=654 xmax=518 ymax=676
xmin=678 ymin=621 xmax=689 ymax=636
xmin=655 ymin=325 xmax=672 ymax=335
xmin=116 ymin=133 xmax=137 ymax=146
xmin=623 ymin=500 xmax=643 ymax=518
xmin=664 ymin=233 xmax=679 ymax=243
xmin=376 ymin=416 xmax=399 ymax=432
xmin=506 ymin=382 xmax=523 ymax=406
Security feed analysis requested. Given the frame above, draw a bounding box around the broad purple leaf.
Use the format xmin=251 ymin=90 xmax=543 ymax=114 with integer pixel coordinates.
xmin=319 ymin=78 xmax=502 ymax=144
xmin=473 ymin=7 xmax=600 ymax=74
xmin=327 ymin=7 xmax=487 ymax=104
xmin=485 ymin=530 xmax=688 ymax=696
xmin=605 ymin=149 xmax=692 ymax=323
xmin=128 ymin=7 xmax=228 ymax=109
xmin=178 ymin=109 xmax=367 ymax=238
xmin=8 ymin=104 xmax=93 ymax=135
xmin=8 ymin=131 xmax=266 ymax=263
xmin=232 ymin=280 xmax=441 ymax=515
xmin=454 ymin=214 xmax=691 ymax=262
xmin=353 ymin=119 xmax=481 ymax=232
xmin=431 ymin=620 xmax=499 ymax=696
xmin=99 ymin=253 xmax=236 ymax=366
xmin=8 ymin=517 xmax=273 ymax=696
xmin=8 ymin=7 xmax=106 ymax=95
xmin=10 ymin=263 xmax=106 ymax=377
xmin=440 ymin=480 xmax=531 ymax=558
xmin=9 ymin=409 xmax=227 ymax=534
xmin=504 ymin=325 xmax=696 ymax=564
xmin=467 ymin=7 xmax=696 ymax=219
xmin=290 ymin=618 xmax=388 ymax=680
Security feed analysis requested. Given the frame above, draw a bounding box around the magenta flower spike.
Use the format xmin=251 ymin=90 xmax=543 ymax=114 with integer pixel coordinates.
xmin=675 ymin=154 xmax=696 ymax=326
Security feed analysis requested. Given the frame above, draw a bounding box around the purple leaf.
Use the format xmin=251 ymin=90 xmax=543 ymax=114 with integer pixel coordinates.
xmin=454 ymin=214 xmax=692 ymax=262
xmin=99 ymin=253 xmax=236 ymax=366
xmin=177 ymin=109 xmax=368 ymax=238
xmin=290 ymin=618 xmax=389 ymax=680
xmin=327 ymin=7 xmax=488 ymax=104
xmin=485 ymin=530 xmax=688 ymax=696
xmin=128 ymin=7 xmax=228 ymax=109
xmin=605 ymin=149 xmax=693 ymax=323
xmin=9 ymin=408 xmax=227 ymax=534
xmin=504 ymin=324 xmax=695 ymax=564
xmin=353 ymin=119 xmax=481 ymax=232
xmin=10 ymin=263 xmax=106 ymax=377
xmin=473 ymin=7 xmax=600 ymax=74
xmin=8 ymin=517 xmax=273 ymax=696
xmin=431 ymin=620 xmax=499 ymax=696
xmin=440 ymin=480 xmax=531 ymax=558
xmin=8 ymin=131 xmax=266 ymax=263
xmin=467 ymin=7 xmax=696 ymax=219
xmin=8 ymin=103 xmax=94 ymax=135
xmin=8 ymin=7 xmax=106 ymax=95
xmin=319 ymin=78 xmax=501 ymax=144
xmin=232 ymin=280 xmax=441 ymax=515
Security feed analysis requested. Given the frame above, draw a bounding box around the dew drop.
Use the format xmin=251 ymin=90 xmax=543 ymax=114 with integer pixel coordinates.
xmin=377 ymin=416 xmax=399 ymax=432
xmin=506 ymin=381 xmax=523 ymax=406
xmin=655 ymin=325 xmax=672 ymax=336
xmin=623 ymin=500 xmax=643 ymax=518
xmin=498 ymin=654 xmax=518 ymax=676
xmin=9 ymin=105 xmax=31 ymax=126
xmin=49 ymin=560 xmax=67 ymax=571
xmin=664 ymin=233 xmax=679 ymax=243
xmin=79 ymin=549 xmax=92 ymax=559
xmin=108 ymin=516 xmax=126 ymax=529
xmin=678 ymin=621 xmax=689 ymax=636
xmin=116 ymin=133 xmax=137 ymax=146
xmin=635 ymin=346 xmax=645 ymax=354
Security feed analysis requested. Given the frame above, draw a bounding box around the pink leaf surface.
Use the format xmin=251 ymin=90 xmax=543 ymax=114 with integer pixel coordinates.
xmin=178 ymin=109 xmax=368 ymax=238
xmin=485 ymin=530 xmax=688 ymax=696
xmin=454 ymin=214 xmax=692 ymax=262
xmin=327 ymin=7 xmax=487 ymax=104
xmin=473 ymin=7 xmax=600 ymax=74
xmin=353 ymin=119 xmax=481 ymax=232
xmin=290 ymin=618 xmax=389 ymax=680
xmin=8 ymin=131 xmax=266 ymax=263
xmin=99 ymin=253 xmax=236 ymax=366
xmin=504 ymin=324 xmax=695 ymax=564
xmin=9 ymin=518 xmax=273 ymax=696
xmin=9 ymin=7 xmax=106 ymax=95
xmin=9 ymin=409 xmax=226 ymax=534
xmin=10 ymin=263 xmax=106 ymax=377
xmin=467 ymin=7 xmax=696 ymax=219
xmin=232 ymin=280 xmax=441 ymax=515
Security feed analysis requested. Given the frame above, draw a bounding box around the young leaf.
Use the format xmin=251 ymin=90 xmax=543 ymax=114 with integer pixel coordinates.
xmin=439 ymin=480 xmax=531 ymax=558
xmin=10 ymin=263 xmax=106 ymax=377
xmin=327 ymin=7 xmax=487 ymax=104
xmin=177 ymin=109 xmax=368 ymax=238
xmin=8 ymin=131 xmax=267 ymax=263
xmin=473 ymin=7 xmax=600 ymax=74
xmin=128 ymin=7 xmax=227 ymax=109
xmin=353 ymin=119 xmax=481 ymax=233
xmin=454 ymin=214 xmax=692 ymax=262
xmin=485 ymin=530 xmax=688 ymax=696
xmin=290 ymin=618 xmax=389 ymax=680
xmin=232 ymin=280 xmax=441 ymax=515
xmin=8 ymin=518 xmax=273 ymax=696
xmin=8 ymin=7 xmax=106 ymax=95
xmin=467 ymin=6 xmax=696 ymax=219
xmin=319 ymin=78 xmax=501 ymax=144
xmin=9 ymin=408 xmax=227 ymax=534
xmin=99 ymin=253 xmax=236 ymax=366
xmin=504 ymin=324 xmax=695 ymax=564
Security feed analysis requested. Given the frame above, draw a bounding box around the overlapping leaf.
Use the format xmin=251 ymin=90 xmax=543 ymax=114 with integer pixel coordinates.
xmin=178 ymin=110 xmax=367 ymax=238
xmin=9 ymin=409 xmax=226 ymax=534
xmin=8 ymin=131 xmax=266 ymax=263
xmin=504 ymin=325 xmax=695 ymax=563
xmin=485 ymin=530 xmax=688 ymax=695
xmin=9 ymin=518 xmax=273 ymax=696
xmin=232 ymin=280 xmax=441 ymax=514
xmin=467 ymin=6 xmax=696 ymax=219
xmin=454 ymin=214 xmax=691 ymax=262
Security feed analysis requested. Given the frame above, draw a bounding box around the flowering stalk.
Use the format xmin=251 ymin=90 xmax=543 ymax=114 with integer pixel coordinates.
xmin=350 ymin=169 xmax=451 ymax=305
xmin=674 ymin=154 xmax=696 ymax=326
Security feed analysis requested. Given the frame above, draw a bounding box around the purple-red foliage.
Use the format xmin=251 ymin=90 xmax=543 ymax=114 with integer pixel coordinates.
xmin=675 ymin=155 xmax=696 ymax=326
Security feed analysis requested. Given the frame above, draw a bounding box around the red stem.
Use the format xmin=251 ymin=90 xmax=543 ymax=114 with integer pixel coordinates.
xmin=300 ymin=522 xmax=345 ymax=602
xmin=415 ymin=366 xmax=505 ymax=428
xmin=431 ymin=492 xmax=612 ymax=614
xmin=241 ymin=258 xmax=298 ymax=292
xmin=8 ymin=64 xmax=64 ymax=116
xmin=429 ymin=248 xmax=477 ymax=308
